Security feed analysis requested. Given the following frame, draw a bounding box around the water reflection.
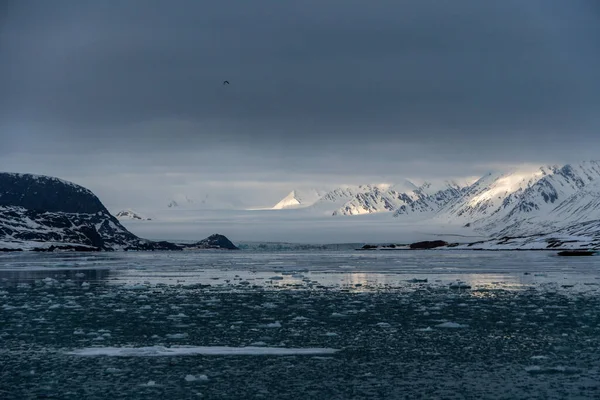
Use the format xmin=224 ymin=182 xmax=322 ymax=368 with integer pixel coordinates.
xmin=0 ymin=250 xmax=599 ymax=293
xmin=0 ymin=269 xmax=111 ymax=287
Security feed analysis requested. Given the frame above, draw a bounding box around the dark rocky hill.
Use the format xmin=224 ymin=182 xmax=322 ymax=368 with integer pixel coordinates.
xmin=0 ymin=173 xmax=235 ymax=251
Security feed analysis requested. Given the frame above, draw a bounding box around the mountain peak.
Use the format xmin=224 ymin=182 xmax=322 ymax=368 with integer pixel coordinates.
xmin=272 ymin=189 xmax=325 ymax=210
xmin=115 ymin=209 xmax=151 ymax=221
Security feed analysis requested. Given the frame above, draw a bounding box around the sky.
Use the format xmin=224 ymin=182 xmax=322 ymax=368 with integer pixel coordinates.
xmin=2 ymin=0 xmax=600 ymax=211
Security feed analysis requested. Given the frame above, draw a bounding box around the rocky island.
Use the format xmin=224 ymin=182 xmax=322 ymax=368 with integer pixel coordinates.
xmin=0 ymin=173 xmax=237 ymax=251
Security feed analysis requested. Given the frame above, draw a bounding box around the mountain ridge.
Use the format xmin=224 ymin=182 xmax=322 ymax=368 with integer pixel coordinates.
xmin=266 ymin=160 xmax=600 ymax=239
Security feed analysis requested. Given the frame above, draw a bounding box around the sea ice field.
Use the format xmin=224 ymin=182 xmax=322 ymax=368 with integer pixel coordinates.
xmin=1 ymin=250 xmax=600 ymax=399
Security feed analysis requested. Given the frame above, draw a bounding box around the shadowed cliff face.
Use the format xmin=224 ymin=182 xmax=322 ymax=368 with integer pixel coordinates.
xmin=0 ymin=173 xmax=106 ymax=213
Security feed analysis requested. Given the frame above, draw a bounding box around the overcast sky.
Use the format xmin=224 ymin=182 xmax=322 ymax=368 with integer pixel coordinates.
xmin=2 ymin=0 xmax=600 ymax=210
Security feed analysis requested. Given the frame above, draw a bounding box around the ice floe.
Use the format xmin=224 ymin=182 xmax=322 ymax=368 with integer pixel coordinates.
xmin=435 ymin=322 xmax=467 ymax=329
xmin=184 ymin=374 xmax=208 ymax=382
xmin=66 ymin=346 xmax=340 ymax=357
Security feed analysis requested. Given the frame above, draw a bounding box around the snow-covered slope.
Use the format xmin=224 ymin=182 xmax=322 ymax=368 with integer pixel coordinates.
xmin=428 ymin=161 xmax=600 ymax=236
xmin=307 ymin=185 xmax=396 ymax=216
xmin=270 ymin=181 xmax=469 ymax=217
xmin=114 ymin=209 xmax=152 ymax=221
xmin=272 ymin=189 xmax=325 ymax=209
xmin=393 ymin=181 xmax=466 ymax=218
xmin=323 ymin=181 xmax=466 ymax=217
xmin=455 ymin=218 xmax=600 ymax=250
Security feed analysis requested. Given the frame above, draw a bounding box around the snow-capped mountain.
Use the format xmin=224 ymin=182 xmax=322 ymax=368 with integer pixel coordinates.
xmin=300 ymin=184 xmax=394 ymax=215
xmin=272 ymin=189 xmax=325 ymax=209
xmin=330 ymin=185 xmax=417 ymax=216
xmin=304 ymin=181 xmax=466 ymax=217
xmin=423 ymin=161 xmax=600 ymax=236
xmin=114 ymin=209 xmax=152 ymax=221
xmin=392 ymin=181 xmax=466 ymax=218
xmin=269 ymin=160 xmax=600 ymax=241
xmin=268 ymin=181 xmax=469 ymax=217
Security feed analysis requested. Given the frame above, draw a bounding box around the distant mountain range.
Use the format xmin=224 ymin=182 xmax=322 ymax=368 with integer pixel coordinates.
xmin=166 ymin=193 xmax=246 ymax=210
xmin=267 ymin=161 xmax=600 ymax=238
xmin=110 ymin=160 xmax=600 ymax=247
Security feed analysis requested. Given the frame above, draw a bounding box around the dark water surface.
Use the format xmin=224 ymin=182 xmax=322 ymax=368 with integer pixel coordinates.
xmin=1 ymin=250 xmax=600 ymax=399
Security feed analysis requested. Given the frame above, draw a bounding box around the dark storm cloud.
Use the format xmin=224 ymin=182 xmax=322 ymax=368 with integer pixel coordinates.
xmin=1 ymin=0 xmax=600 ymax=190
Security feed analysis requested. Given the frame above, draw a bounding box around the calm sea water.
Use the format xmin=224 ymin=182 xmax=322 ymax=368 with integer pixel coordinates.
xmin=1 ymin=250 xmax=600 ymax=399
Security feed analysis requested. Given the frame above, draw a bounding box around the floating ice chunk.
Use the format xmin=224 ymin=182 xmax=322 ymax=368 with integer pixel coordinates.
xmin=122 ymin=284 xmax=147 ymax=290
xmin=331 ymin=313 xmax=347 ymax=318
xmin=185 ymin=374 xmax=208 ymax=382
xmin=81 ymin=282 xmax=90 ymax=288
xmin=376 ymin=322 xmax=391 ymax=328
xmin=531 ymin=355 xmax=550 ymax=360
xmin=525 ymin=365 xmax=578 ymax=374
xmin=142 ymin=380 xmax=156 ymax=387
xmin=166 ymin=333 xmax=188 ymax=339
xmin=73 ymin=329 xmax=85 ymax=335
xmin=168 ymin=313 xmax=188 ymax=319
xmin=66 ymin=346 xmax=340 ymax=357
xmin=435 ymin=322 xmax=467 ymax=329
xmin=416 ymin=327 xmax=434 ymax=332
xmin=262 ymin=321 xmax=281 ymax=328
xmin=75 ymin=273 xmax=85 ymax=278
xmin=449 ymin=282 xmax=471 ymax=289
xmin=324 ymin=332 xmax=338 ymax=337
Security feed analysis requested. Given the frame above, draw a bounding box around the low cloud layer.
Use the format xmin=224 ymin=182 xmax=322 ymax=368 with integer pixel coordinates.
xmin=2 ymin=0 xmax=600 ymax=209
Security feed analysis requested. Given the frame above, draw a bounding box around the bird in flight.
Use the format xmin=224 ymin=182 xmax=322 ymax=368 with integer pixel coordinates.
xmin=223 ymin=80 xmax=230 ymax=85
